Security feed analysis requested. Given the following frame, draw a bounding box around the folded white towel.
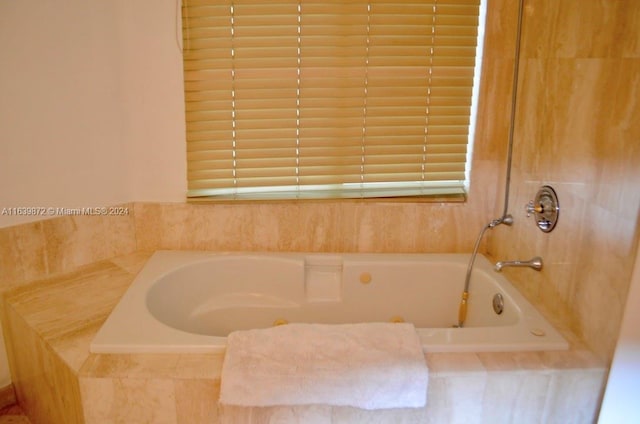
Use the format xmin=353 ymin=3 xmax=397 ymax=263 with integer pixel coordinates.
xmin=219 ymin=322 xmax=428 ymax=410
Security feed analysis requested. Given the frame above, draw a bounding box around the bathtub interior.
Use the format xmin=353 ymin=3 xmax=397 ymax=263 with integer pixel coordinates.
xmin=146 ymin=254 xmax=519 ymax=337
xmin=91 ymin=250 xmax=569 ymax=353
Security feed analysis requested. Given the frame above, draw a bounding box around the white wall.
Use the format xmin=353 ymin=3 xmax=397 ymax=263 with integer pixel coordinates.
xmin=0 ymin=0 xmax=186 ymax=386
xmin=116 ymin=0 xmax=187 ymax=203
xmin=598 ymin=244 xmax=640 ymax=423
xmin=0 ymin=0 xmax=186 ymax=229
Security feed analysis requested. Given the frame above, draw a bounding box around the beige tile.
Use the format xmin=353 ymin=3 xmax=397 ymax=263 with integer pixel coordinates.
xmin=50 ymin=323 xmax=103 ymax=374
xmin=132 ymin=202 xmax=164 ymax=251
xmin=81 ymin=354 xmax=180 ymax=379
xmin=131 ymin=199 xmax=494 ymax=256
xmin=521 ymin=0 xmax=640 ymax=58
xmin=9 ymin=222 xmax=48 ymax=285
xmin=331 ymin=405 xmax=429 ymax=424
xmin=42 ymin=208 xmax=136 ymax=276
xmin=81 ymin=377 xmax=177 ymax=424
xmin=480 ymin=372 xmax=551 ymax=424
xmin=487 ymin=0 xmax=640 ymax=364
xmin=0 ymin=416 xmax=31 ymax=424
xmin=482 ymin=0 xmax=520 ymax=60
xmin=0 ymin=222 xmax=47 ymax=290
xmin=102 ymin=204 xmax=138 ymax=257
xmin=109 ymin=250 xmax=154 ymax=275
xmin=3 ymin=304 xmax=83 ymax=424
xmin=475 ymin=351 xmax=546 ymax=372
xmin=6 ymin=261 xmax=134 ymax=342
xmin=175 ymin=379 xmax=219 ymax=424
xmin=426 ymin=353 xmax=486 ymax=376
xmin=424 ymin=374 xmax=488 ymax=424
xmin=541 ymin=369 xmax=607 ymax=424
xmin=219 ymin=405 xmax=333 ymax=424
xmin=0 ymin=227 xmax=23 ymax=288
xmin=42 ymin=215 xmax=104 ymax=275
xmin=175 ymin=354 xmax=225 ymax=380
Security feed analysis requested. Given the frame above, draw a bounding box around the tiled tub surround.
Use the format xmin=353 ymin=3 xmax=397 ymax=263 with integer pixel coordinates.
xmin=2 ymin=251 xmax=605 ymax=423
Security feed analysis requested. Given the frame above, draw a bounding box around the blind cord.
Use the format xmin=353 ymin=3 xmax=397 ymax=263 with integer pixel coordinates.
xmin=360 ymin=3 xmax=372 ymax=196
xmin=422 ymin=1 xmax=437 ymax=186
xmin=230 ymin=3 xmax=238 ymax=196
xmin=295 ymin=1 xmax=302 ymax=197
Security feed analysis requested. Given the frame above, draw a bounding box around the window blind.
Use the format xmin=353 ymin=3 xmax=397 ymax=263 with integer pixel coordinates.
xmin=182 ymin=0 xmax=482 ymax=199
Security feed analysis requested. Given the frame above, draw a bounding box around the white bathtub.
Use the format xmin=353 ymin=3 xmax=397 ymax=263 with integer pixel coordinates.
xmin=90 ymin=250 xmax=568 ymax=354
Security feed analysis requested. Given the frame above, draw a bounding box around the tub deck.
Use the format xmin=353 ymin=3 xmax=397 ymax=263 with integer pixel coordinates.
xmin=1 ymin=251 xmax=606 ymax=424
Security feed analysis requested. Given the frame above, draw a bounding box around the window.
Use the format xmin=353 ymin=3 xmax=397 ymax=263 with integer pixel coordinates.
xmin=182 ymin=0 xmax=483 ymax=200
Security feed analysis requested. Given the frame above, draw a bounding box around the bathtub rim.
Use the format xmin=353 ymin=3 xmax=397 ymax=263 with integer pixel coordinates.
xmin=90 ymin=250 xmax=569 ymax=354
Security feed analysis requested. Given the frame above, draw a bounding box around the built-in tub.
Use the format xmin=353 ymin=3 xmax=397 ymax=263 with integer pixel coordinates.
xmin=90 ymin=250 xmax=568 ymax=353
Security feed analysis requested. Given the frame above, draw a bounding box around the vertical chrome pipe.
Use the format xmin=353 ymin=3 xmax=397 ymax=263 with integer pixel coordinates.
xmin=501 ymin=0 xmax=525 ymax=218
xmin=457 ymin=0 xmax=525 ymax=328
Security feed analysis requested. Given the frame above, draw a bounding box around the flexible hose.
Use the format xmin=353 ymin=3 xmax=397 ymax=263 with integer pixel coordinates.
xmin=457 ymin=220 xmax=496 ymax=327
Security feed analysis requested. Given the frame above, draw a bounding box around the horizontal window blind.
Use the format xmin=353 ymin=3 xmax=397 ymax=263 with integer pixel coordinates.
xmin=183 ymin=0 xmax=482 ymax=199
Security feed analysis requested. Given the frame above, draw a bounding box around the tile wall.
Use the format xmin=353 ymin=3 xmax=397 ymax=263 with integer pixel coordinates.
xmin=0 ymin=209 xmax=137 ymax=292
xmin=486 ymin=0 xmax=640 ymax=362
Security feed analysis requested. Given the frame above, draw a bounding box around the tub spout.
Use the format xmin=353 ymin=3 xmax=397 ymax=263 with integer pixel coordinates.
xmin=494 ymin=256 xmax=543 ymax=272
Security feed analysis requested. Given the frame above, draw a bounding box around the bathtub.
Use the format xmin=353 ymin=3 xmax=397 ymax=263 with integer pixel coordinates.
xmin=90 ymin=250 xmax=568 ymax=354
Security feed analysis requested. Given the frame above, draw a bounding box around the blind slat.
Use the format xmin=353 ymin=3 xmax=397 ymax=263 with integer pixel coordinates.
xmin=182 ymin=0 xmax=481 ymax=199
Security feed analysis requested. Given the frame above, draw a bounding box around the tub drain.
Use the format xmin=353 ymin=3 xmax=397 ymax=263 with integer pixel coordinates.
xmin=492 ymin=293 xmax=504 ymax=315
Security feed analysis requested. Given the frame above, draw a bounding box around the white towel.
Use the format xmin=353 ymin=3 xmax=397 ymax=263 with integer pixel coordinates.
xmin=219 ymin=322 xmax=428 ymax=410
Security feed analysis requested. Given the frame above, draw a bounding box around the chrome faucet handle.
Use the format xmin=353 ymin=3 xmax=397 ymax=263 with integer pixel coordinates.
xmin=525 ymin=201 xmax=543 ymax=217
xmin=525 ymin=186 xmax=559 ymax=232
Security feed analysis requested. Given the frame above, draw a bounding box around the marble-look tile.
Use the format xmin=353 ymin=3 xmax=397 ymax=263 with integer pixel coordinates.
xmin=481 ymin=372 xmax=551 ymax=424
xmin=2 ymin=303 xmax=83 ymax=424
xmin=132 ymin=199 xmax=493 ymax=256
xmin=424 ymin=373 xmax=488 ymax=424
xmin=521 ymin=0 xmax=640 ymax=59
xmin=426 ymin=352 xmax=486 ymax=375
xmin=42 ymin=204 xmax=136 ymax=276
xmin=0 ymin=222 xmax=47 ymax=290
xmin=220 ymin=405 xmax=312 ymax=424
xmin=331 ymin=405 xmax=429 ymax=424
xmin=541 ymin=369 xmax=606 ymax=424
xmin=482 ymin=0 xmax=520 ymax=60
xmin=537 ymin=348 xmax=605 ymax=371
xmin=0 ymin=203 xmax=137 ymax=294
xmin=80 ymin=377 xmax=177 ymax=424
xmin=81 ymin=354 xmax=181 ymax=380
xmin=132 ymin=202 xmax=164 ymax=251
xmin=81 ymin=352 xmax=225 ymax=381
xmin=0 ymin=386 xmax=16 ymax=411
xmin=50 ymin=323 xmax=103 ymax=373
xmin=175 ymin=379 xmax=219 ymax=424
xmin=5 ymin=261 xmax=134 ymax=343
xmin=108 ymin=250 xmax=154 ymax=275
xmin=475 ymin=351 xmax=547 ymax=372
xmin=0 ymin=416 xmax=31 ymax=424
xmin=487 ymin=0 xmax=640 ymax=364
xmin=175 ymin=354 xmax=224 ymax=380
